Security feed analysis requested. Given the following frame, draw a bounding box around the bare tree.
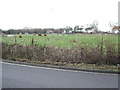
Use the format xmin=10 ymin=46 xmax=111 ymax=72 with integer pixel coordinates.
xmin=109 ymin=21 xmax=117 ymax=28
xmin=74 ymin=25 xmax=83 ymax=31
xmin=90 ymin=20 xmax=98 ymax=33
xmin=74 ymin=25 xmax=79 ymax=31
xmin=64 ymin=26 xmax=73 ymax=34
xmin=109 ymin=21 xmax=119 ymax=33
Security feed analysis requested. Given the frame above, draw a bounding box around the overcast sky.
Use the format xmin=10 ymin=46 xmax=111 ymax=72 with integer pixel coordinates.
xmin=0 ymin=0 xmax=119 ymax=31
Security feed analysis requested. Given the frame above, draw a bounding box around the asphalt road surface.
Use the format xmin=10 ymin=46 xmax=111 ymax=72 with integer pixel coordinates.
xmin=2 ymin=62 xmax=118 ymax=88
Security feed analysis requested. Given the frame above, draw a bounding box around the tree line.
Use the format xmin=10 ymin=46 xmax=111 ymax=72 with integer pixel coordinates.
xmin=1 ymin=21 xmax=119 ymax=34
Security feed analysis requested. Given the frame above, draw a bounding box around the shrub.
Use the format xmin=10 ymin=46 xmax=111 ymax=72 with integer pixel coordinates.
xmin=2 ymin=42 xmax=119 ymax=65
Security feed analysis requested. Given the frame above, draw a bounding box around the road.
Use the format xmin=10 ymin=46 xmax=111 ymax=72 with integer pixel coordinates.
xmin=2 ymin=62 xmax=118 ymax=88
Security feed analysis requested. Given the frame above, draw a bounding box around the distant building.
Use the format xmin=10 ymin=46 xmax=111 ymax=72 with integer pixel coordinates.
xmin=25 ymin=32 xmax=29 ymax=35
xmin=68 ymin=30 xmax=72 ymax=33
xmin=46 ymin=30 xmax=54 ymax=34
xmin=19 ymin=33 xmax=22 ymax=35
xmin=62 ymin=30 xmax=66 ymax=34
xmin=111 ymin=26 xmax=120 ymax=34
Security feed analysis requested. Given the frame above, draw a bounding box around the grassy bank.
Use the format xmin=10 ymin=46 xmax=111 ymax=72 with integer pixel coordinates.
xmin=3 ymin=57 xmax=119 ymax=71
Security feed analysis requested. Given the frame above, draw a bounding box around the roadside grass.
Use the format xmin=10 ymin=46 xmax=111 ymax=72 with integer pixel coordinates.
xmin=4 ymin=58 xmax=119 ymax=71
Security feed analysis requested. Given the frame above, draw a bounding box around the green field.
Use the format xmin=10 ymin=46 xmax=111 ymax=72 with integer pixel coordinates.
xmin=2 ymin=34 xmax=118 ymax=49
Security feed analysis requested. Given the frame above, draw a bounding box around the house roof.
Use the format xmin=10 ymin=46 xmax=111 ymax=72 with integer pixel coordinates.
xmin=112 ymin=26 xmax=120 ymax=30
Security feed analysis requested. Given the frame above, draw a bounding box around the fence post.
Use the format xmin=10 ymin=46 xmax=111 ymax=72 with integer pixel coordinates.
xmin=75 ymin=51 xmax=79 ymax=63
xmin=32 ymin=38 xmax=34 ymax=45
xmin=101 ymin=37 xmax=104 ymax=56
xmin=14 ymin=35 xmax=17 ymax=43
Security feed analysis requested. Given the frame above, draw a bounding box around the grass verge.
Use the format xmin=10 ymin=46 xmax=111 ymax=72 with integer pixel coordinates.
xmin=4 ymin=58 xmax=119 ymax=72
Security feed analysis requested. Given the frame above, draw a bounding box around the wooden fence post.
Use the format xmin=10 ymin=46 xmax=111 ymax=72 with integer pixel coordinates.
xmin=101 ymin=37 xmax=104 ymax=56
xmin=32 ymin=38 xmax=34 ymax=45
xmin=14 ymin=35 xmax=17 ymax=43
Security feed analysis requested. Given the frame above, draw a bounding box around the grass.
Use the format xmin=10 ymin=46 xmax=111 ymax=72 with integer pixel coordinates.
xmin=2 ymin=34 xmax=118 ymax=49
xmin=5 ymin=58 xmax=119 ymax=71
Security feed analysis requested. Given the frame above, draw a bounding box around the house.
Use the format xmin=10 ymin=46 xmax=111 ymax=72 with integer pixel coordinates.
xmin=112 ymin=26 xmax=120 ymax=34
xmin=25 ymin=32 xmax=29 ymax=35
xmin=46 ymin=30 xmax=54 ymax=34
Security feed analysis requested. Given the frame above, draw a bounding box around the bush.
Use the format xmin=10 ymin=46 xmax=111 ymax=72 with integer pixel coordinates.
xmin=2 ymin=42 xmax=119 ymax=65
